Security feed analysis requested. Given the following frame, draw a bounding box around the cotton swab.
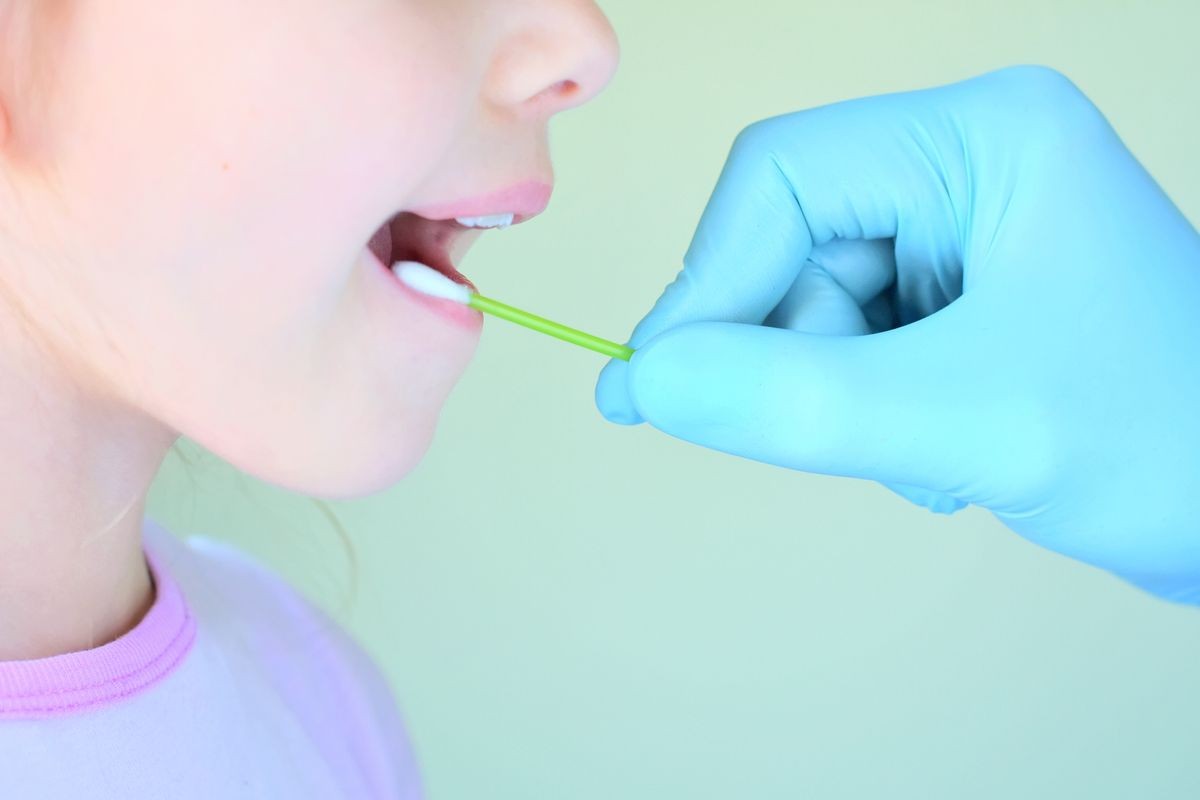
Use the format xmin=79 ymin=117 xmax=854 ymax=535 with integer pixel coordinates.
xmin=392 ymin=261 xmax=635 ymax=362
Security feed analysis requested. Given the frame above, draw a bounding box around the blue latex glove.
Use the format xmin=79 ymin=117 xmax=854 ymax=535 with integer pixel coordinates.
xmin=595 ymin=66 xmax=1200 ymax=603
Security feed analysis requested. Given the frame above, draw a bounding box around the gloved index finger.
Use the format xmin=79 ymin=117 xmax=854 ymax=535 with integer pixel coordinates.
xmin=594 ymin=124 xmax=818 ymax=424
xmin=627 ymin=128 xmax=818 ymax=345
xmin=596 ymin=81 xmax=970 ymax=425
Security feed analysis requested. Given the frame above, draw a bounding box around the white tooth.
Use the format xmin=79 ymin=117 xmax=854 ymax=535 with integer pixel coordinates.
xmin=454 ymin=213 xmax=515 ymax=229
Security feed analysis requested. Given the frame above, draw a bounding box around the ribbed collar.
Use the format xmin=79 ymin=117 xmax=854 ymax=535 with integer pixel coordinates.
xmin=0 ymin=527 xmax=197 ymax=720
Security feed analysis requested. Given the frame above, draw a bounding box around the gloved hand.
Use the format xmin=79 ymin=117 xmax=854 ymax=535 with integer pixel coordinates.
xmin=595 ymin=65 xmax=1200 ymax=604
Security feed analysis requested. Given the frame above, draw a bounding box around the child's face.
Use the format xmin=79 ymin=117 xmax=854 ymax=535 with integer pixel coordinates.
xmin=5 ymin=0 xmax=618 ymax=497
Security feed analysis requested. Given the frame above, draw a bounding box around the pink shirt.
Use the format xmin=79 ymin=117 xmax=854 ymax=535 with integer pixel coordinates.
xmin=0 ymin=517 xmax=422 ymax=798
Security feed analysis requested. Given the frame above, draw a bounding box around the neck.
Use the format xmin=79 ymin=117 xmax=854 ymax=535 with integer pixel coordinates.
xmin=0 ymin=300 xmax=173 ymax=661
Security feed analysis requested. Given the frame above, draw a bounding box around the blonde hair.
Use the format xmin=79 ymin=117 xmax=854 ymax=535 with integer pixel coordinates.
xmin=1 ymin=0 xmax=359 ymax=613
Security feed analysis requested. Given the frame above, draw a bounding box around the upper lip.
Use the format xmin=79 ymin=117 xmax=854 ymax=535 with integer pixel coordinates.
xmin=369 ymin=180 xmax=552 ymax=290
xmin=408 ymin=180 xmax=554 ymax=225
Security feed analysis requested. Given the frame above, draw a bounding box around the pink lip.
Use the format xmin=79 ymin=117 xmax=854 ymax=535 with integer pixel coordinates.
xmin=409 ymin=180 xmax=553 ymax=223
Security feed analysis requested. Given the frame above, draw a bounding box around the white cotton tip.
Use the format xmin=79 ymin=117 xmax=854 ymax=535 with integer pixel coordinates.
xmin=391 ymin=261 xmax=471 ymax=304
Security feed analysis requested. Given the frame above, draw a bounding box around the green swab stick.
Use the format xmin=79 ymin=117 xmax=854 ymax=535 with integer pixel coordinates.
xmin=468 ymin=293 xmax=635 ymax=361
xmin=392 ymin=260 xmax=635 ymax=362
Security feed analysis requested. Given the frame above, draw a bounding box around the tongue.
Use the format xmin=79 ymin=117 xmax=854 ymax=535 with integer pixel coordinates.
xmin=367 ymin=222 xmax=393 ymax=265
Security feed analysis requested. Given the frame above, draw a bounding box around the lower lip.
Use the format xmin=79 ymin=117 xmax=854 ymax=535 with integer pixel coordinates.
xmin=365 ymin=247 xmax=483 ymax=331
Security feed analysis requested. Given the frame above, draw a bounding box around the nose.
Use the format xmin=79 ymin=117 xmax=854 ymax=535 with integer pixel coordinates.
xmin=483 ymin=0 xmax=620 ymax=119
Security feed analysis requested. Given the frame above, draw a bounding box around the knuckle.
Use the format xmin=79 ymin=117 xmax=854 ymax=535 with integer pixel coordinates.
xmin=998 ymin=64 xmax=1079 ymax=97
xmin=992 ymin=64 xmax=1105 ymax=131
xmin=960 ymin=65 xmax=1111 ymax=164
xmin=730 ymin=115 xmax=789 ymax=160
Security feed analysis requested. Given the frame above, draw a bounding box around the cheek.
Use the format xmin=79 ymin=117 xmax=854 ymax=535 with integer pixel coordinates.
xmin=152 ymin=254 xmax=481 ymax=497
xmin=45 ymin=3 xmax=485 ymax=496
xmin=58 ymin=1 xmax=475 ymax=284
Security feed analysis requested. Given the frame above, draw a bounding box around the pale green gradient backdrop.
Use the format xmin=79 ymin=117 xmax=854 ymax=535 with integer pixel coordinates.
xmin=148 ymin=2 xmax=1200 ymax=797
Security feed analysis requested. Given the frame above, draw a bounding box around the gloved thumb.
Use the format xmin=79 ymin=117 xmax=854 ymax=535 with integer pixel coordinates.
xmin=625 ymin=303 xmax=1011 ymax=498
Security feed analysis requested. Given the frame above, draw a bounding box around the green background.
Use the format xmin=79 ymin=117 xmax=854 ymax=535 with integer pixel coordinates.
xmin=148 ymin=2 xmax=1200 ymax=797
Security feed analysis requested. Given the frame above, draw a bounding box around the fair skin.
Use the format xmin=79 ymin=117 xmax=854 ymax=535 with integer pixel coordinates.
xmin=0 ymin=0 xmax=618 ymax=659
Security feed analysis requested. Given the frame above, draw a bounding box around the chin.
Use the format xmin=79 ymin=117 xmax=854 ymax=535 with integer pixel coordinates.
xmin=284 ymin=418 xmax=440 ymax=501
xmin=300 ymin=348 xmax=476 ymax=499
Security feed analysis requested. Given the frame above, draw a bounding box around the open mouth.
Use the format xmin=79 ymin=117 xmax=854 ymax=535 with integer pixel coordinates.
xmin=366 ymin=182 xmax=550 ymax=295
xmin=367 ymin=212 xmax=479 ymax=291
xmin=366 ymin=209 xmax=526 ymax=295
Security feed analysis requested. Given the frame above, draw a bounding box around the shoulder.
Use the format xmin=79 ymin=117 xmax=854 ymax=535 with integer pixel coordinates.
xmin=143 ymin=518 xmax=423 ymax=798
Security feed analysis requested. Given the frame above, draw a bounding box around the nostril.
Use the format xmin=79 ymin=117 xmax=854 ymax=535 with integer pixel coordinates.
xmin=551 ymin=79 xmax=579 ymax=99
xmin=529 ymin=79 xmax=579 ymax=107
xmin=488 ymin=5 xmax=618 ymax=116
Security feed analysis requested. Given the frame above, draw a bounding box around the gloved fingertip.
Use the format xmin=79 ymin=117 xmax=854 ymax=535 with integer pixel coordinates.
xmin=882 ymin=481 xmax=967 ymax=515
xmin=594 ymin=358 xmax=644 ymax=425
xmin=929 ymin=495 xmax=968 ymax=515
